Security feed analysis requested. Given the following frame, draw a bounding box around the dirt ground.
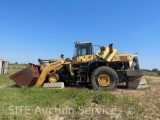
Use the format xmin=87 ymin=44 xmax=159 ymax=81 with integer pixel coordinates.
xmin=111 ymin=76 xmax=160 ymax=120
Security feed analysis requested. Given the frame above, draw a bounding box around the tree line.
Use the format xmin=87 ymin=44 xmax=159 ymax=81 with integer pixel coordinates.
xmin=143 ymin=68 xmax=160 ymax=75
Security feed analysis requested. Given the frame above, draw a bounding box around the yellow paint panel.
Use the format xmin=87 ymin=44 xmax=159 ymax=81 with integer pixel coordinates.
xmin=77 ymin=56 xmax=87 ymax=62
xmin=72 ymin=55 xmax=95 ymax=63
xmin=72 ymin=57 xmax=78 ymax=64
xmin=105 ymin=49 xmax=118 ymax=62
xmin=96 ymin=47 xmax=118 ymax=62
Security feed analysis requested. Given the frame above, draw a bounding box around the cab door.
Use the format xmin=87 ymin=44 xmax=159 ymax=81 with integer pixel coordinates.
xmin=72 ymin=42 xmax=93 ymax=64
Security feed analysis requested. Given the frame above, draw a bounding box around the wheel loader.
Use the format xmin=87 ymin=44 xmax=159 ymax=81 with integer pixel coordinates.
xmin=10 ymin=42 xmax=143 ymax=90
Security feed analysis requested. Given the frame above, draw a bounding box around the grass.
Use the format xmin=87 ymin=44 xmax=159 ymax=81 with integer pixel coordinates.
xmin=143 ymin=71 xmax=160 ymax=77
xmin=0 ymin=87 xmax=118 ymax=120
xmin=0 ymin=64 xmax=160 ymax=120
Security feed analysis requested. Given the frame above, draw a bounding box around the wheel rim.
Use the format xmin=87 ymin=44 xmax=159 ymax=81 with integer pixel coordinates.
xmin=98 ymin=74 xmax=110 ymax=87
xmin=49 ymin=74 xmax=58 ymax=83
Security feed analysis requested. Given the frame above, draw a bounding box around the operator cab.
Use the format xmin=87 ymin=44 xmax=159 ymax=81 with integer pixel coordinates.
xmin=73 ymin=42 xmax=93 ymax=57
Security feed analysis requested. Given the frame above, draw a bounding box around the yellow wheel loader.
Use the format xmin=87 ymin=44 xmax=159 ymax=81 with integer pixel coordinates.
xmin=10 ymin=42 xmax=143 ymax=90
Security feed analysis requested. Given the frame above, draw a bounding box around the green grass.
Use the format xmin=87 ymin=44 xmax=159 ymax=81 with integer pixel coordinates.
xmin=0 ymin=86 xmax=145 ymax=120
xmin=143 ymin=71 xmax=160 ymax=77
xmin=0 ymin=64 xmax=159 ymax=120
xmin=0 ymin=87 xmax=119 ymax=120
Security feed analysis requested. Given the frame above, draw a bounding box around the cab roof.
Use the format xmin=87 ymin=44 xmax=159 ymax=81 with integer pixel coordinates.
xmin=74 ymin=42 xmax=92 ymax=45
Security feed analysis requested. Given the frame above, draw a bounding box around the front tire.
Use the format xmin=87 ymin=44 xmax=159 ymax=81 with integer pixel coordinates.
xmin=91 ymin=66 xmax=119 ymax=90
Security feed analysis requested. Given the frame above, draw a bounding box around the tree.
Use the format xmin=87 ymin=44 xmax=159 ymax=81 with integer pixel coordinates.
xmin=152 ymin=68 xmax=158 ymax=72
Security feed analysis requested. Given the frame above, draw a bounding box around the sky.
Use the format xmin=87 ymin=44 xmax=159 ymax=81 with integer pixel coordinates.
xmin=0 ymin=0 xmax=160 ymax=70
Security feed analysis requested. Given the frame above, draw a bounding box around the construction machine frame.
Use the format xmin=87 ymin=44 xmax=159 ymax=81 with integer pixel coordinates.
xmin=10 ymin=42 xmax=143 ymax=90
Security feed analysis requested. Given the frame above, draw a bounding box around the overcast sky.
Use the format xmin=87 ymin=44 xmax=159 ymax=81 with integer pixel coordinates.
xmin=0 ymin=0 xmax=160 ymax=70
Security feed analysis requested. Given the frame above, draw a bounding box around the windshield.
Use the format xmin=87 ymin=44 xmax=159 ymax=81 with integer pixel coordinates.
xmin=78 ymin=44 xmax=88 ymax=56
xmin=73 ymin=43 xmax=92 ymax=57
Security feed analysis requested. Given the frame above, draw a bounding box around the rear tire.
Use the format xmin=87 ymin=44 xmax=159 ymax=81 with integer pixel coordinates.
xmin=91 ymin=66 xmax=119 ymax=90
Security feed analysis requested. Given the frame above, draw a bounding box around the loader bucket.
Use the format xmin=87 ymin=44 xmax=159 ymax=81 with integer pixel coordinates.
xmin=10 ymin=64 xmax=40 ymax=87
